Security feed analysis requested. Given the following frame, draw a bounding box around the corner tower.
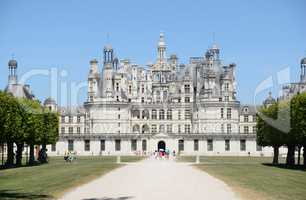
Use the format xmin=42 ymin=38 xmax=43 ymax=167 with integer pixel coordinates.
xmin=102 ymin=45 xmax=114 ymax=98
xmin=88 ymin=59 xmax=100 ymax=102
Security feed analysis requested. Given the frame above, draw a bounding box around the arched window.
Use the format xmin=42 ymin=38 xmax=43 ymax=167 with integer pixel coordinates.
xmin=142 ymin=124 xmax=150 ymax=134
xmin=142 ymin=109 xmax=150 ymax=119
xmin=159 ymin=109 xmax=165 ymax=120
xmin=132 ymin=110 xmax=140 ymax=119
xmin=142 ymin=140 xmax=147 ymax=151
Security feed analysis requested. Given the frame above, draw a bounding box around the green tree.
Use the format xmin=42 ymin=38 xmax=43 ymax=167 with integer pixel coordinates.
xmin=257 ymin=103 xmax=285 ymax=165
xmin=291 ymin=92 xmax=306 ymax=168
xmin=0 ymin=91 xmax=23 ymax=167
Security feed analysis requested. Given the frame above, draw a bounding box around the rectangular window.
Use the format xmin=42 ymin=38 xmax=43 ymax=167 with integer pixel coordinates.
xmin=225 ymin=96 xmax=229 ymax=101
xmin=224 ymin=83 xmax=229 ymax=91
xmin=240 ymin=140 xmax=246 ymax=151
xmin=244 ymin=126 xmax=249 ymax=134
xmin=115 ymin=140 xmax=121 ymax=151
xmin=185 ymin=109 xmax=191 ymax=120
xmin=244 ymin=115 xmax=249 ymax=122
xmin=194 ymin=139 xmax=199 ymax=151
xmin=69 ymin=116 xmax=73 ymax=123
xmin=221 ymin=124 xmax=224 ymax=133
xmin=178 ymin=140 xmax=184 ymax=151
xmin=61 ymin=127 xmax=65 ymax=134
xmin=253 ymin=126 xmax=257 ymax=133
xmin=131 ymin=139 xmax=137 ymax=151
xmin=178 ymin=110 xmax=181 ymax=120
xmin=178 ymin=124 xmax=181 ymax=133
xmin=220 ymin=108 xmax=224 ymax=119
xmin=225 ymin=140 xmax=230 ymax=151
xmin=185 ymin=124 xmax=191 ymax=134
xmin=51 ymin=144 xmax=56 ymax=152
xmin=84 ymin=140 xmax=90 ymax=151
xmin=152 ymin=110 xmax=157 ymax=119
xmin=151 ymin=124 xmax=157 ymax=133
xmin=100 ymin=140 xmax=105 ymax=151
xmin=167 ymin=124 xmax=172 ymax=133
xmin=142 ymin=140 xmax=147 ymax=151
xmin=68 ymin=140 xmax=74 ymax=151
xmin=68 ymin=127 xmax=73 ymax=134
xmin=227 ymin=108 xmax=231 ymax=119
xmin=207 ymin=140 xmax=213 ymax=151
xmin=77 ymin=127 xmax=81 ymax=134
xmin=167 ymin=109 xmax=172 ymax=120
xmin=61 ymin=116 xmax=65 ymax=123
xmin=227 ymin=124 xmax=231 ymax=134
xmin=118 ymin=114 xmax=120 ymax=119
xmin=185 ymin=97 xmax=190 ymax=103
xmin=184 ymin=84 xmax=190 ymax=93
xmin=77 ymin=116 xmax=81 ymax=123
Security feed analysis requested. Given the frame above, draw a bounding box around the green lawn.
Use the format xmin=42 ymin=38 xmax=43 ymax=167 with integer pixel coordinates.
xmin=0 ymin=156 xmax=144 ymax=200
xmin=178 ymin=156 xmax=306 ymax=200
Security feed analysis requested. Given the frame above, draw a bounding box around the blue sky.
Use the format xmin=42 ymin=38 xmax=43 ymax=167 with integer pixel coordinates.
xmin=0 ymin=0 xmax=305 ymax=106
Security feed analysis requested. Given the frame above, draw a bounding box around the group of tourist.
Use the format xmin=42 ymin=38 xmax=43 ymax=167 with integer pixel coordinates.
xmin=153 ymin=149 xmax=176 ymax=160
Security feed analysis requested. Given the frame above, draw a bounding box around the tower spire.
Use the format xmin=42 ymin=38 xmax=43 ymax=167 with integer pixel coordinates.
xmin=157 ymin=32 xmax=166 ymax=62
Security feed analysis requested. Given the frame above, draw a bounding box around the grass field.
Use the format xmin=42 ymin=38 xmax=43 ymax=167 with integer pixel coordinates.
xmin=178 ymin=156 xmax=306 ymax=200
xmin=0 ymin=156 xmax=144 ymax=200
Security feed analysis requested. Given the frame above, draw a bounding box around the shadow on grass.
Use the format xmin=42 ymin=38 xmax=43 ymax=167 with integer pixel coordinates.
xmin=0 ymin=190 xmax=52 ymax=199
xmin=0 ymin=162 xmax=43 ymax=171
xmin=83 ymin=196 xmax=134 ymax=200
xmin=262 ymin=163 xmax=306 ymax=171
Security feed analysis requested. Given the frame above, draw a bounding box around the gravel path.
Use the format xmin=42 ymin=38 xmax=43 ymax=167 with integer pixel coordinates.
xmin=59 ymin=158 xmax=241 ymax=200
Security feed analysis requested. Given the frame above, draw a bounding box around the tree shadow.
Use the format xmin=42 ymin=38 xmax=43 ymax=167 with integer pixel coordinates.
xmin=262 ymin=163 xmax=306 ymax=171
xmin=83 ymin=196 xmax=134 ymax=200
xmin=0 ymin=190 xmax=52 ymax=199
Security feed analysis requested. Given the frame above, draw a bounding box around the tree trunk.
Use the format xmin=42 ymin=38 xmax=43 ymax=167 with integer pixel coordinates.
xmin=15 ymin=143 xmax=24 ymax=166
xmin=29 ymin=144 xmax=35 ymax=165
xmin=1 ymin=143 xmax=4 ymax=166
xmin=272 ymin=146 xmax=279 ymax=165
xmin=297 ymin=146 xmax=301 ymax=166
xmin=286 ymin=145 xmax=296 ymax=166
xmin=5 ymin=141 xmax=14 ymax=167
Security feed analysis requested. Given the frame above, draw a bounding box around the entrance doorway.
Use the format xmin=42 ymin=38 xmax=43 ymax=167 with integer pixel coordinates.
xmin=157 ymin=141 xmax=166 ymax=151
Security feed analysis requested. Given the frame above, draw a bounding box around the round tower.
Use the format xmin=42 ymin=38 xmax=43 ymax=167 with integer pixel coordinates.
xmin=8 ymin=58 xmax=18 ymax=85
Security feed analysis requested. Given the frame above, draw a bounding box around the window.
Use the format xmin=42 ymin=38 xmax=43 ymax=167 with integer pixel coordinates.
xmin=178 ymin=125 xmax=181 ymax=133
xmin=227 ymin=124 xmax=231 ymax=134
xmin=69 ymin=116 xmax=73 ymax=123
xmin=227 ymin=108 xmax=231 ymax=119
xmin=77 ymin=127 xmax=81 ymax=134
xmin=178 ymin=97 xmax=181 ymax=103
xmin=100 ymin=140 xmax=105 ymax=151
xmin=159 ymin=124 xmax=165 ymax=133
xmin=68 ymin=127 xmax=73 ymax=134
xmin=61 ymin=116 xmax=65 ymax=123
xmin=185 ymin=124 xmax=191 ymax=133
xmin=244 ymin=126 xmax=249 ymax=134
xmin=253 ymin=126 xmax=257 ymax=133
xmin=77 ymin=116 xmax=81 ymax=123
xmin=116 ymin=82 xmax=119 ymax=92
xmin=142 ymin=140 xmax=147 ymax=151
xmin=167 ymin=124 xmax=172 ymax=133
xmin=141 ymin=97 xmax=145 ymax=103
xmin=221 ymin=124 xmax=224 ymax=133
xmin=131 ymin=139 xmax=137 ymax=151
xmin=240 ymin=140 xmax=246 ymax=151
xmin=151 ymin=124 xmax=157 ymax=133
xmin=194 ymin=139 xmax=199 ymax=151
xmin=167 ymin=109 xmax=172 ymax=120
xmin=207 ymin=140 xmax=213 ymax=151
xmin=224 ymin=83 xmax=229 ymax=91
xmin=244 ymin=115 xmax=249 ymax=122
xmin=178 ymin=110 xmax=181 ymax=120
xmin=152 ymin=110 xmax=157 ymax=119
xmin=141 ymin=85 xmax=144 ymax=93
xmin=220 ymin=108 xmax=224 ymax=118
xmin=253 ymin=115 xmax=257 ymax=122
xmin=225 ymin=96 xmax=229 ymax=101
xmin=185 ymin=109 xmax=191 ymax=120
xmin=118 ymin=114 xmax=120 ymax=119
xmin=185 ymin=97 xmax=190 ymax=103
xmin=184 ymin=84 xmax=190 ymax=93
xmin=84 ymin=140 xmax=90 ymax=151
xmin=178 ymin=140 xmax=184 ymax=151
xmin=51 ymin=144 xmax=56 ymax=152
xmin=115 ymin=140 xmax=121 ymax=151
xmin=128 ymin=85 xmax=132 ymax=94
xmin=256 ymin=142 xmax=262 ymax=151
xmin=68 ymin=140 xmax=74 ymax=151
xmin=159 ymin=109 xmax=165 ymax=120
xmin=225 ymin=140 xmax=230 ymax=151
xmin=61 ymin=127 xmax=65 ymax=134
